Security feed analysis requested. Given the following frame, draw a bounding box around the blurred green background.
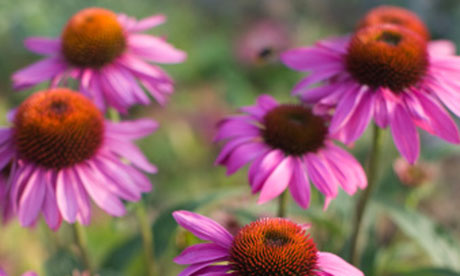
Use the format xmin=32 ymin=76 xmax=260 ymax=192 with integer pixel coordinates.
xmin=1 ymin=0 xmax=460 ymax=275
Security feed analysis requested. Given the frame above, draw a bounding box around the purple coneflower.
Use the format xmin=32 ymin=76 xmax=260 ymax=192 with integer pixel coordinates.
xmin=215 ymin=94 xmax=366 ymax=209
xmin=0 ymin=88 xmax=157 ymax=229
xmin=13 ymin=7 xmax=186 ymax=113
xmin=173 ymin=210 xmax=364 ymax=276
xmin=282 ymin=22 xmax=460 ymax=163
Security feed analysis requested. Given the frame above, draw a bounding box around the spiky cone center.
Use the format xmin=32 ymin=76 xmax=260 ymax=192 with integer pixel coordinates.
xmin=61 ymin=7 xmax=126 ymax=68
xmin=262 ymin=105 xmax=328 ymax=156
xmin=358 ymin=5 xmax=430 ymax=40
xmin=345 ymin=25 xmax=428 ymax=93
xmin=230 ymin=218 xmax=318 ymax=276
xmin=13 ymin=88 xmax=104 ymax=169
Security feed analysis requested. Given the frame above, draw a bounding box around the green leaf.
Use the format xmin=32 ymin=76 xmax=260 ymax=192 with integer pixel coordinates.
xmin=377 ymin=200 xmax=460 ymax=271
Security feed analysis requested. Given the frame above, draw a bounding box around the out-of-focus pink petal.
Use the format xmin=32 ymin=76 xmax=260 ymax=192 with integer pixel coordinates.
xmin=249 ymin=149 xmax=283 ymax=193
xmin=223 ymin=142 xmax=268 ymax=175
xmin=288 ymin=158 xmax=311 ymax=209
xmin=174 ymin=243 xmax=229 ymax=265
xmin=130 ymin=14 xmax=166 ymax=32
xmin=12 ymin=57 xmax=67 ymax=90
xmin=428 ymin=40 xmax=456 ymax=56
xmin=106 ymin=119 xmax=158 ymax=140
xmin=258 ymin=156 xmax=294 ymax=204
xmin=18 ymin=168 xmax=46 ymax=227
xmin=318 ymin=252 xmax=364 ymax=276
xmin=128 ymin=34 xmax=187 ymax=64
xmin=304 ymin=153 xmax=338 ymax=199
xmin=172 ymin=210 xmax=233 ymax=249
xmin=390 ymin=104 xmax=420 ymax=164
xmin=56 ymin=169 xmax=78 ymax=223
xmin=24 ymin=37 xmax=61 ymax=55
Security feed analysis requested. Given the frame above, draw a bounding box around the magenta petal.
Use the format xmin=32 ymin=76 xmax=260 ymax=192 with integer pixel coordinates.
xmin=390 ymin=104 xmax=420 ymax=164
xmin=56 ymin=169 xmax=78 ymax=223
xmin=128 ymin=34 xmax=187 ymax=63
xmin=258 ymin=156 xmax=294 ymax=204
xmin=177 ymin=257 xmax=229 ymax=276
xmin=429 ymin=76 xmax=460 ymax=117
xmin=105 ymin=138 xmax=157 ymax=173
xmin=130 ymin=14 xmax=166 ymax=32
xmin=328 ymin=145 xmax=367 ymax=190
xmin=214 ymin=117 xmax=260 ymax=141
xmin=106 ymin=119 xmax=158 ymax=140
xmin=12 ymin=57 xmax=67 ymax=90
xmin=19 ymin=168 xmax=46 ymax=227
xmin=172 ymin=210 xmax=233 ymax=249
xmin=174 ymin=243 xmax=229 ymax=265
xmin=215 ymin=136 xmax=253 ymax=165
xmin=318 ymin=252 xmax=364 ymax=276
xmin=192 ymin=265 xmax=232 ymax=275
xmin=428 ymin=40 xmax=456 ymax=56
xmin=24 ymin=37 xmax=60 ymax=55
xmin=414 ymin=91 xmax=460 ymax=143
xmin=373 ymin=89 xmax=389 ymax=128
xmin=256 ymin=94 xmax=278 ymax=111
xmin=329 ymin=85 xmax=364 ymax=133
xmin=288 ymin=158 xmax=311 ymax=209
xmin=224 ymin=142 xmax=268 ymax=175
xmin=305 ymin=153 xmax=338 ymax=199
xmin=250 ymin=150 xmax=284 ymax=193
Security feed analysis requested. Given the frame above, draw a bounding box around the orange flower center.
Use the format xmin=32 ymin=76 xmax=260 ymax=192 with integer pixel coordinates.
xmin=262 ymin=105 xmax=328 ymax=156
xmin=358 ymin=5 xmax=430 ymax=40
xmin=345 ymin=25 xmax=428 ymax=92
xmin=230 ymin=218 xmax=318 ymax=276
xmin=61 ymin=8 xmax=126 ymax=68
xmin=13 ymin=88 xmax=104 ymax=169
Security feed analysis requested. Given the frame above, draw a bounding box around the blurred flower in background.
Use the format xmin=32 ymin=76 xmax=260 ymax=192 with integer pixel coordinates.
xmin=12 ymin=7 xmax=186 ymax=113
xmin=393 ymin=157 xmax=436 ymax=187
xmin=234 ymin=19 xmax=291 ymax=66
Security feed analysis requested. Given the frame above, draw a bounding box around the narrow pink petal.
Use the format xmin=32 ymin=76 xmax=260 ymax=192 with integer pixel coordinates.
xmin=130 ymin=14 xmax=166 ymax=32
xmin=373 ymin=89 xmax=389 ymax=128
xmin=192 ymin=265 xmax=232 ymax=275
xmin=214 ymin=117 xmax=260 ymax=142
xmin=12 ymin=57 xmax=67 ymax=90
xmin=56 ymin=169 xmax=78 ymax=223
xmin=390 ymin=104 xmax=420 ymax=164
xmin=174 ymin=243 xmax=229 ymax=265
xmin=250 ymin=150 xmax=284 ymax=193
xmin=428 ymin=40 xmax=456 ymax=56
xmin=256 ymin=94 xmax=278 ymax=111
xmin=327 ymin=145 xmax=367 ymax=189
xmin=258 ymin=156 xmax=294 ymax=204
xmin=413 ymin=91 xmax=460 ymax=143
xmin=117 ymin=53 xmax=171 ymax=80
xmin=69 ymin=169 xmax=92 ymax=225
xmin=215 ymin=136 xmax=254 ymax=165
xmin=75 ymin=164 xmax=126 ymax=217
xmin=42 ymin=171 xmax=62 ymax=230
xmin=24 ymin=37 xmax=60 ymax=55
xmin=105 ymin=138 xmax=157 ymax=173
xmin=19 ymin=168 xmax=46 ymax=227
xmin=281 ymin=47 xmax=342 ymax=71
xmin=329 ymin=85 xmax=364 ymax=133
xmin=288 ymin=158 xmax=311 ymax=209
xmin=173 ymin=210 xmax=233 ymax=248
xmin=128 ymin=34 xmax=186 ymax=63
xmin=224 ymin=142 xmax=268 ymax=175
xmin=318 ymin=252 xmax=364 ymax=276
xmin=292 ymin=70 xmax=339 ymax=96
xmin=177 ymin=257 xmax=228 ymax=276
xmin=106 ymin=119 xmax=158 ymax=140
xmin=304 ymin=153 xmax=338 ymax=198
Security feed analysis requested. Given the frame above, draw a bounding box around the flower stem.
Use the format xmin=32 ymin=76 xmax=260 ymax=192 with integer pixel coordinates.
xmin=72 ymin=223 xmax=94 ymax=273
xmin=136 ymin=202 xmax=156 ymax=276
xmin=349 ymin=124 xmax=384 ymax=266
xmin=277 ymin=190 xmax=288 ymax=218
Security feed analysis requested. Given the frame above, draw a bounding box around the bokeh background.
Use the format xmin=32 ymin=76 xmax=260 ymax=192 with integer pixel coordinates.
xmin=1 ymin=0 xmax=460 ymax=275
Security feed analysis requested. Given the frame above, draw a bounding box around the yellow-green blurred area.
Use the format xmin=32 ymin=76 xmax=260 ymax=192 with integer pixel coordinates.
xmin=1 ymin=0 xmax=460 ymax=275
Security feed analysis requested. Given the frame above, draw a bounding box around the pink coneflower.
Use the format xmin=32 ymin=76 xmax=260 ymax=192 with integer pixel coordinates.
xmin=173 ymin=210 xmax=364 ymax=276
xmin=0 ymin=88 xmax=157 ymax=229
xmin=215 ymin=94 xmax=366 ymax=209
xmin=282 ymin=23 xmax=460 ymax=163
xmin=12 ymin=7 xmax=186 ymax=113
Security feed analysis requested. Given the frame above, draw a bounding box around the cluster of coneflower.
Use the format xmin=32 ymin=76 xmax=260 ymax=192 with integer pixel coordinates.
xmin=1 ymin=5 xmax=460 ymax=276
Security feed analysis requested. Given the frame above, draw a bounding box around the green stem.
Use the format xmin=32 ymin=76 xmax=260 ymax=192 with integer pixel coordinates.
xmin=136 ymin=202 xmax=156 ymax=276
xmin=72 ymin=223 xmax=94 ymax=273
xmin=349 ymin=124 xmax=384 ymax=266
xmin=277 ymin=191 xmax=288 ymax=218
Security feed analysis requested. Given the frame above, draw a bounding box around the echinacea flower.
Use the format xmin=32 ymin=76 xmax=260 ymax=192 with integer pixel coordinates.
xmin=0 ymin=88 xmax=157 ymax=229
xmin=215 ymin=94 xmax=366 ymax=209
xmin=173 ymin=210 xmax=364 ymax=276
xmin=0 ymin=269 xmax=37 ymax=276
xmin=13 ymin=7 xmax=186 ymax=113
xmin=282 ymin=23 xmax=460 ymax=163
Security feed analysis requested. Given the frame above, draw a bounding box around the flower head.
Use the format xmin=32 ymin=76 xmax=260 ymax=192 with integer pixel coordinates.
xmin=13 ymin=7 xmax=186 ymax=113
xmin=357 ymin=5 xmax=430 ymax=40
xmin=215 ymin=94 xmax=367 ymax=209
xmin=173 ymin=210 xmax=364 ymax=276
xmin=282 ymin=18 xmax=460 ymax=164
xmin=0 ymin=88 xmax=157 ymax=229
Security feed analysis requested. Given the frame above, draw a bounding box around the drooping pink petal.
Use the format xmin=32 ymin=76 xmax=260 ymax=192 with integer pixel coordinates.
xmin=317 ymin=252 xmax=364 ymax=276
xmin=428 ymin=40 xmax=456 ymax=56
xmin=373 ymin=89 xmax=389 ymax=128
xmin=128 ymin=34 xmax=187 ymax=64
xmin=214 ymin=117 xmax=260 ymax=142
xmin=329 ymin=85 xmax=365 ymax=134
xmin=288 ymin=158 xmax=311 ymax=209
xmin=129 ymin=14 xmax=166 ymax=32
xmin=172 ymin=210 xmax=233 ymax=249
xmin=69 ymin=168 xmax=91 ymax=226
xmin=428 ymin=76 xmax=460 ymax=117
xmin=42 ymin=171 xmax=62 ymax=230
xmin=105 ymin=137 xmax=158 ymax=173
xmin=223 ymin=142 xmax=268 ymax=175
xmin=12 ymin=57 xmax=67 ymax=90
xmin=258 ymin=156 xmax=294 ymax=204
xmin=18 ymin=168 xmax=46 ymax=227
xmin=174 ymin=243 xmax=229 ymax=265
xmin=249 ymin=149 xmax=284 ymax=193
xmin=56 ymin=169 xmax=78 ymax=223
xmin=304 ymin=153 xmax=338 ymax=199
xmin=390 ymin=104 xmax=420 ymax=164
xmin=106 ymin=119 xmax=158 ymax=140
xmin=327 ymin=144 xmax=367 ymax=189
xmin=24 ymin=37 xmax=61 ymax=55
xmin=215 ymin=136 xmax=254 ymax=165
